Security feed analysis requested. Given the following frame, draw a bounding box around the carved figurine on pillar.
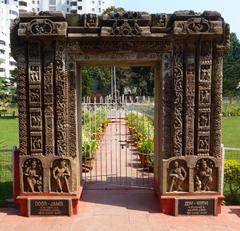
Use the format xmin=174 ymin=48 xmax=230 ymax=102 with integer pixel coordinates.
xmin=52 ymin=159 xmax=71 ymax=193
xmin=195 ymin=160 xmax=213 ymax=191
xmin=168 ymin=161 xmax=187 ymax=192
xmin=23 ymin=159 xmax=43 ymax=192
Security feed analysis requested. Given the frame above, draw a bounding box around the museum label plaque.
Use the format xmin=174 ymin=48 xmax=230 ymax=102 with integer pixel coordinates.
xmin=176 ymin=199 xmax=216 ymax=215
xmin=29 ymin=199 xmax=72 ymax=216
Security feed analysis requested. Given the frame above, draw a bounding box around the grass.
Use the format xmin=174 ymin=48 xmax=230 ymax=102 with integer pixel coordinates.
xmin=222 ymin=116 xmax=240 ymax=148
xmin=0 ymin=118 xmax=19 ymax=149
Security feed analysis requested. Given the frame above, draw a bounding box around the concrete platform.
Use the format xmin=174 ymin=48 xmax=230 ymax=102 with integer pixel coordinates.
xmin=0 ymin=189 xmax=239 ymax=231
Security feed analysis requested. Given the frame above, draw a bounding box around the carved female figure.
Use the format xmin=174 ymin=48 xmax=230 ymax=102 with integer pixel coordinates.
xmin=196 ymin=160 xmax=213 ymax=191
xmin=52 ymin=159 xmax=70 ymax=193
xmin=24 ymin=159 xmax=42 ymax=192
xmin=169 ymin=161 xmax=187 ymax=192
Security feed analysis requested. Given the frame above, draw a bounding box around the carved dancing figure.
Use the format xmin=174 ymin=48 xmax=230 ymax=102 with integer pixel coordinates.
xmin=196 ymin=160 xmax=213 ymax=191
xmin=169 ymin=161 xmax=187 ymax=192
xmin=24 ymin=159 xmax=42 ymax=192
xmin=200 ymin=113 xmax=209 ymax=127
xmin=53 ymin=160 xmax=70 ymax=193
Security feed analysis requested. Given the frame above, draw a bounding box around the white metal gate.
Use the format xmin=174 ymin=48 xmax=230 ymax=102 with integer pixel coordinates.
xmin=81 ymin=96 xmax=154 ymax=189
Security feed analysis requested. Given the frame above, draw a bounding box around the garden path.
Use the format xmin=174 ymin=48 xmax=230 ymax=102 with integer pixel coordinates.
xmin=83 ymin=118 xmax=153 ymax=189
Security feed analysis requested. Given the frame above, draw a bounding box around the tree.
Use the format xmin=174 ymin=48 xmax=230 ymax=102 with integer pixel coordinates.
xmin=102 ymin=6 xmax=125 ymax=15
xmin=223 ymin=33 xmax=240 ymax=97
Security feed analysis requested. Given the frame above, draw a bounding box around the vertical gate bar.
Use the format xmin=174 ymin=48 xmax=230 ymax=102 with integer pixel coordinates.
xmin=136 ymin=110 xmax=139 ymax=185
xmin=100 ymin=97 xmax=103 ymax=182
xmin=125 ymin=96 xmax=128 ymax=185
xmin=119 ymin=99 xmax=121 ymax=185
xmin=94 ymin=98 xmax=97 ymax=182
xmin=110 ymin=100 xmax=113 ymax=184
xmin=115 ymin=100 xmax=118 ymax=184
xmin=105 ymin=98 xmax=108 ymax=184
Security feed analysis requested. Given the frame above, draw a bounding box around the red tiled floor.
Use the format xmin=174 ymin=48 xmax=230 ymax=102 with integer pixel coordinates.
xmin=0 ymin=190 xmax=239 ymax=231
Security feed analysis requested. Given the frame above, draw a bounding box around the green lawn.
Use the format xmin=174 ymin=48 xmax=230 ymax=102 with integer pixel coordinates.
xmin=0 ymin=118 xmax=19 ymax=149
xmin=0 ymin=116 xmax=239 ymax=149
xmin=222 ymin=116 xmax=240 ymax=148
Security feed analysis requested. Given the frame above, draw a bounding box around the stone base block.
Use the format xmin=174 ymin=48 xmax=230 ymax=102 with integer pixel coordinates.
xmin=154 ymin=182 xmax=223 ymax=216
xmin=16 ymin=187 xmax=83 ymax=217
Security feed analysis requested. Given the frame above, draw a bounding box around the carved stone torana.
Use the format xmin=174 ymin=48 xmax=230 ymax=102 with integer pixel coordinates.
xmin=23 ymin=158 xmax=43 ymax=192
xmin=51 ymin=159 xmax=71 ymax=193
xmin=11 ymin=11 xmax=229 ymax=214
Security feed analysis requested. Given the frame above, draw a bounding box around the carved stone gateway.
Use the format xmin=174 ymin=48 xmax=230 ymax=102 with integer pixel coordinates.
xmin=11 ymin=10 xmax=229 ymax=216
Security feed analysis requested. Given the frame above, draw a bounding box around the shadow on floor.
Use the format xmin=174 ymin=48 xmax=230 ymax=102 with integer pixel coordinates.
xmin=229 ymin=208 xmax=240 ymax=217
xmin=81 ymin=185 xmax=160 ymax=213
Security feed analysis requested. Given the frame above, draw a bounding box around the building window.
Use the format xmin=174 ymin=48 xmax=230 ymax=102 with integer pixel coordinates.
xmin=92 ymin=1 xmax=95 ymax=3
xmin=0 ymin=49 xmax=5 ymax=54
xmin=49 ymin=0 xmax=56 ymax=5
xmin=67 ymin=8 xmax=69 ymax=12
xmin=78 ymin=0 xmax=82 ymax=1
xmin=0 ymin=68 xmax=5 ymax=72
xmin=9 ymin=61 xmax=17 ymax=66
xmin=99 ymin=8 xmax=101 ymax=12
xmin=70 ymin=1 xmax=77 ymax=6
xmin=19 ymin=1 xmax=27 ymax=6
xmin=37 ymin=0 xmax=39 ymax=3
xmin=9 ymin=10 xmax=18 ymax=15
xmin=78 ymin=6 xmax=82 ymax=10
xmin=0 ymin=40 xmax=6 ymax=46
xmin=70 ymin=10 xmax=77 ymax=14
xmin=49 ymin=6 xmax=56 ymax=11
xmin=67 ymin=0 xmax=69 ymax=4
xmin=32 ymin=0 xmax=35 ymax=4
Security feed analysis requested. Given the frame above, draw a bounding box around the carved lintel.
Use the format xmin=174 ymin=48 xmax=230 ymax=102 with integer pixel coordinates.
xmin=18 ymin=19 xmax=67 ymax=37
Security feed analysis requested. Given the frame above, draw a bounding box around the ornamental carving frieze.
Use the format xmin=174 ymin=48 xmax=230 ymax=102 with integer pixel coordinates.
xmin=18 ymin=19 xmax=67 ymax=36
xmin=151 ymin=14 xmax=168 ymax=28
xmin=110 ymin=20 xmax=142 ymax=36
xmin=30 ymin=132 xmax=42 ymax=153
xmin=29 ymin=65 xmax=41 ymax=83
xmin=84 ymin=14 xmax=98 ymax=27
xmin=174 ymin=17 xmax=223 ymax=35
xmin=66 ymin=40 xmax=172 ymax=52
xmin=30 ymin=109 xmax=42 ymax=130
xmin=29 ymin=87 xmax=41 ymax=107
xmin=23 ymin=158 xmax=43 ymax=192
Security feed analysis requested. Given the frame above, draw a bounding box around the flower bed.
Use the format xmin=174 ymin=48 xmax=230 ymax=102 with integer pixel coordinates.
xmin=127 ymin=113 xmax=154 ymax=171
xmin=82 ymin=107 xmax=109 ymax=171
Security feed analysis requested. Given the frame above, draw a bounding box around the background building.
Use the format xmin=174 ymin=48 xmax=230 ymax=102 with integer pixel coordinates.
xmin=0 ymin=0 xmax=115 ymax=79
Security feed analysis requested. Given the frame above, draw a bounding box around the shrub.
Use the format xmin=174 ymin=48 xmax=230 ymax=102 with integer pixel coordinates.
xmin=224 ymin=160 xmax=240 ymax=203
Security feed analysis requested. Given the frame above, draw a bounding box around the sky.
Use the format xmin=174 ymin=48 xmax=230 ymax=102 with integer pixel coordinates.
xmin=116 ymin=0 xmax=240 ymax=38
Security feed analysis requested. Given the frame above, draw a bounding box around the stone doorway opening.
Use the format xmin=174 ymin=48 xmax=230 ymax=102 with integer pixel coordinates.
xmin=78 ymin=63 xmax=158 ymax=190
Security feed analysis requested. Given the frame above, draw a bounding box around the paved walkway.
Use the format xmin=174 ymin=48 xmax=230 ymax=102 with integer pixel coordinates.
xmin=0 ymin=189 xmax=239 ymax=231
xmin=83 ymin=118 xmax=153 ymax=189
